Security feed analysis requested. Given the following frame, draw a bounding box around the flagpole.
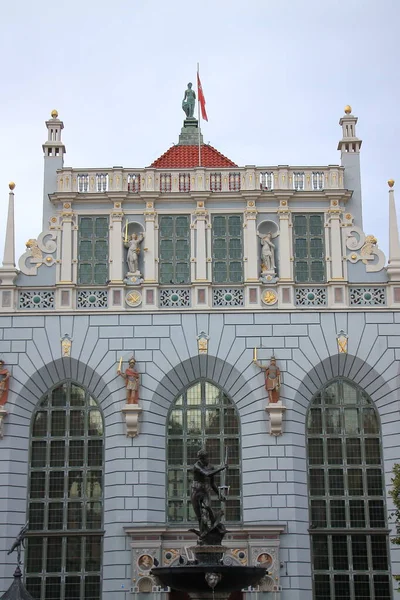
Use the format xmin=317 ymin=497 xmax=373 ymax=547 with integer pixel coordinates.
xmin=197 ymin=62 xmax=201 ymax=167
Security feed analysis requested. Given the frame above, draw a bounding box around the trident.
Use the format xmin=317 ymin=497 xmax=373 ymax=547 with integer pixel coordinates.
xmin=218 ymin=446 xmax=230 ymax=515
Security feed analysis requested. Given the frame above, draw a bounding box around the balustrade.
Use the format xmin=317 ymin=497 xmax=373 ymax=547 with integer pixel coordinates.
xmin=57 ymin=165 xmax=345 ymax=194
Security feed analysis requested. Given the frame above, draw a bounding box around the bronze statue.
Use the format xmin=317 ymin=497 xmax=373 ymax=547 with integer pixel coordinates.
xmin=7 ymin=523 xmax=28 ymax=565
xmin=182 ymin=82 xmax=196 ymax=119
xmin=118 ymin=357 xmax=140 ymax=404
xmin=190 ymin=449 xmax=228 ymax=543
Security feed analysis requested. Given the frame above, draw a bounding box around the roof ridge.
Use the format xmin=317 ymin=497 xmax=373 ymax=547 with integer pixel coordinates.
xmin=149 ymin=144 xmax=238 ymax=169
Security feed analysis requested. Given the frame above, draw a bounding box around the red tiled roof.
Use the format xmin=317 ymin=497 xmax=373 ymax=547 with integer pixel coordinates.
xmin=149 ymin=144 xmax=237 ymax=169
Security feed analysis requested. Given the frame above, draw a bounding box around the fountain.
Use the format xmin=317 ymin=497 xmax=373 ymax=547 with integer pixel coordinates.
xmin=151 ymin=449 xmax=267 ymax=600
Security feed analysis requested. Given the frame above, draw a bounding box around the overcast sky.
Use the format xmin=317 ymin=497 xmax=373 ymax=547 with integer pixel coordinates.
xmin=1 ymin=0 xmax=399 ymax=260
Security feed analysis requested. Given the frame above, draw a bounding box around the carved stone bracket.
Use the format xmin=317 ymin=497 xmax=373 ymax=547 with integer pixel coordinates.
xmin=0 ymin=407 xmax=8 ymax=438
xmin=265 ymin=402 xmax=286 ymax=436
xmin=122 ymin=404 xmax=143 ymax=437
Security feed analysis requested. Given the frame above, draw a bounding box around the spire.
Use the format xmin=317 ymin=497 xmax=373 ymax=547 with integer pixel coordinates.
xmin=42 ymin=109 xmax=66 ymax=159
xmin=2 ymin=183 xmax=16 ymax=268
xmin=337 ymin=105 xmax=362 ymax=153
xmin=387 ymin=179 xmax=400 ymax=281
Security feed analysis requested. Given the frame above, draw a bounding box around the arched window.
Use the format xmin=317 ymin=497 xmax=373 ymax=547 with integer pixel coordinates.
xmin=167 ymin=380 xmax=241 ymax=524
xmin=25 ymin=382 xmax=104 ymax=600
xmin=307 ymin=378 xmax=391 ymax=600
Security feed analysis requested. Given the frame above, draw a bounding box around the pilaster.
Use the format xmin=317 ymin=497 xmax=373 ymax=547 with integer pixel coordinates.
xmin=277 ymin=198 xmax=292 ymax=281
xmin=194 ymin=201 xmax=208 ymax=281
xmin=59 ymin=202 xmax=74 ymax=284
xmin=327 ymin=199 xmax=344 ymax=281
xmin=143 ymin=202 xmax=157 ymax=283
xmin=109 ymin=200 xmax=124 ymax=283
xmin=387 ymin=180 xmax=400 ymax=282
xmin=244 ymin=200 xmax=258 ymax=281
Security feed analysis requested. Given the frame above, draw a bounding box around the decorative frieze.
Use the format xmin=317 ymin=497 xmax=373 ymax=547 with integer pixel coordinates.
xmin=295 ymin=287 xmax=327 ymax=306
xmin=19 ymin=290 xmax=55 ymax=309
xmin=212 ymin=288 xmax=244 ymax=307
xmin=159 ymin=288 xmax=191 ymax=308
xmin=349 ymin=287 xmax=386 ymax=306
xmin=77 ymin=289 xmax=108 ymax=309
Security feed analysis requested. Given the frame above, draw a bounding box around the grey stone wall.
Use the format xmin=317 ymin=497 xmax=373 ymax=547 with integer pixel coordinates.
xmin=0 ymin=311 xmax=398 ymax=600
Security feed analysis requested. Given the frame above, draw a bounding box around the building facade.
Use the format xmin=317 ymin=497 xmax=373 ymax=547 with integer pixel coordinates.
xmin=0 ymin=104 xmax=399 ymax=600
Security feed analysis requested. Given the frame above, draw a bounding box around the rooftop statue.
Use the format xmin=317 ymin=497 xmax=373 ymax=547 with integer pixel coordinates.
xmin=7 ymin=523 xmax=28 ymax=565
xmin=182 ymin=82 xmax=196 ymax=119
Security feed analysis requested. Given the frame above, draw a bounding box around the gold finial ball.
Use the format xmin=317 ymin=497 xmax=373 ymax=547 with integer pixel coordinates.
xmin=51 ymin=109 xmax=58 ymax=119
xmin=388 ymin=179 xmax=395 ymax=188
xmin=344 ymin=105 xmax=352 ymax=115
xmin=9 ymin=182 xmax=15 ymax=191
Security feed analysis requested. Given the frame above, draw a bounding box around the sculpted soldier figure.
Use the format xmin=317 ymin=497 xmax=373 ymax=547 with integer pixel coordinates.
xmin=264 ymin=356 xmax=281 ymax=403
xmin=118 ymin=357 xmax=140 ymax=404
xmin=182 ymin=82 xmax=196 ymax=119
xmin=190 ymin=449 xmax=228 ymax=539
xmin=0 ymin=360 xmax=11 ymax=406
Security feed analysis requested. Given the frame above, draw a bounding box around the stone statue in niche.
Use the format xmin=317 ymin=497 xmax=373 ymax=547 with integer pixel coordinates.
xmin=117 ymin=357 xmax=140 ymax=404
xmin=124 ymin=232 xmax=144 ymax=276
xmin=0 ymin=360 xmax=11 ymax=406
xmin=258 ymin=232 xmax=278 ymax=284
xmin=182 ymin=82 xmax=196 ymax=119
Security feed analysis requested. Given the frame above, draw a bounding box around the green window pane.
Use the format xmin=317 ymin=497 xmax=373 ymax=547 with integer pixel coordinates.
xmin=214 ymin=239 xmax=227 ymax=259
xmin=176 ymin=239 xmax=189 ymax=259
xmin=312 ymin=536 xmax=329 ymax=570
xmin=310 ymin=237 xmax=324 ymax=258
xmin=295 ymin=261 xmax=308 ymax=282
xmin=94 ymin=240 xmax=107 ymax=261
xmin=160 ymin=216 xmax=173 ymax=237
xmin=78 ymin=264 xmax=92 ymax=285
xmin=160 ymin=239 xmax=173 ymax=260
xmin=308 ymin=438 xmax=324 ymax=464
xmin=293 ymin=215 xmax=307 ymax=235
xmin=311 ymin=260 xmax=325 ymax=282
xmin=47 ymin=537 xmax=62 ymax=572
xmin=26 ymin=538 xmax=43 ymax=573
xmin=310 ymin=214 xmax=323 ymax=235
xmin=330 ymin=499 xmax=346 ymax=527
xmin=66 ymin=537 xmax=82 ymax=571
xmin=228 ymin=215 xmax=241 ymax=236
xmin=159 ymin=215 xmax=189 ymax=284
xmin=78 ymin=216 xmax=109 ymax=284
xmin=94 ymin=217 xmax=108 ymax=238
xmin=213 ymin=216 xmax=226 ymax=236
xmin=80 ymin=217 xmax=93 ymax=237
xmin=229 ymin=238 xmax=242 ymax=259
xmin=33 ymin=411 xmax=47 ymax=437
xmin=79 ymin=240 xmax=93 ymax=260
xmin=311 ymin=499 xmax=326 ymax=527
xmin=94 ymin=263 xmax=107 ymax=284
xmin=214 ymin=261 xmax=227 ymax=283
xmin=176 ymin=216 xmax=189 ymax=237
xmin=160 ymin=263 xmax=173 ymax=284
xmin=294 ymin=238 xmax=307 ymax=258
xmin=176 ymin=262 xmax=190 ymax=283
xmin=229 ymin=262 xmax=243 ymax=283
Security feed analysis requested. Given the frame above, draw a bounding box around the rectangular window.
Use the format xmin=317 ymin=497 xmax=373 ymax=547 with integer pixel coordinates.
xmin=159 ymin=215 xmax=190 ymax=284
xmin=78 ymin=216 xmax=109 ymax=285
xmin=293 ymin=213 xmax=325 ymax=283
xmin=212 ymin=214 xmax=243 ymax=284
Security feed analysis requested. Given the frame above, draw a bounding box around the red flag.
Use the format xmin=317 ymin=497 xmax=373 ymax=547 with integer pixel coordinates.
xmin=197 ymin=72 xmax=208 ymax=122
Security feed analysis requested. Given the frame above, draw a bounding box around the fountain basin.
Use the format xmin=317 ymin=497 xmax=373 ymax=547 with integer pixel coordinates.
xmin=151 ymin=565 xmax=266 ymax=593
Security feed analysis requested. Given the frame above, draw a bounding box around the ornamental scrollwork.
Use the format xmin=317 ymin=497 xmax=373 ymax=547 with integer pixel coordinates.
xmin=18 ymin=231 xmax=58 ymax=275
xmin=345 ymin=226 xmax=385 ymax=272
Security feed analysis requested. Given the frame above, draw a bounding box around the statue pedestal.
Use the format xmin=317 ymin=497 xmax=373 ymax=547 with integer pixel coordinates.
xmin=122 ymin=404 xmax=142 ymax=437
xmin=0 ymin=407 xmax=8 ymax=438
xmin=124 ymin=273 xmax=143 ymax=286
xmin=260 ymin=269 xmax=278 ymax=285
xmin=265 ymin=402 xmax=286 ymax=436
xmin=179 ymin=119 xmax=204 ymax=146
